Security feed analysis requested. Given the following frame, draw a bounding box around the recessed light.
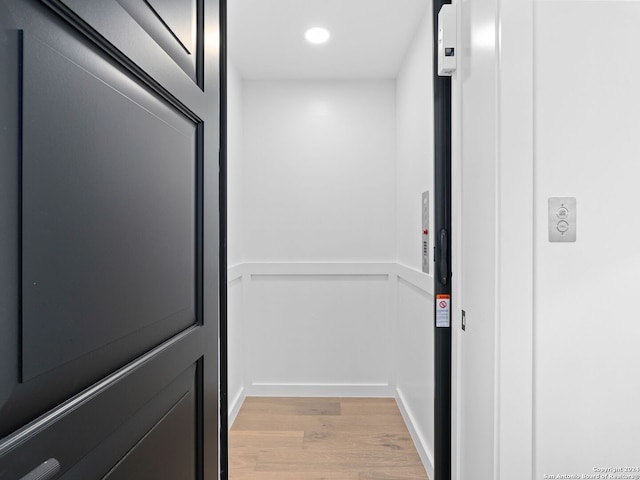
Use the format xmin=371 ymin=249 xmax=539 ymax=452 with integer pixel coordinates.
xmin=305 ymin=27 xmax=330 ymax=44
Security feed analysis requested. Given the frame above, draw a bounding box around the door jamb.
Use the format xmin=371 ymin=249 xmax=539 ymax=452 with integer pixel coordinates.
xmin=219 ymin=0 xmax=229 ymax=478
xmin=432 ymin=0 xmax=453 ymax=479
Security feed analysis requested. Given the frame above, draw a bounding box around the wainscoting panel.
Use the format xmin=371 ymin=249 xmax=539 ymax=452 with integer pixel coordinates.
xmin=226 ymin=262 xmax=434 ymax=478
xmin=227 ymin=266 xmax=245 ymax=426
xmin=245 ymin=264 xmax=392 ymax=396
xmin=395 ymin=264 xmax=435 ymax=480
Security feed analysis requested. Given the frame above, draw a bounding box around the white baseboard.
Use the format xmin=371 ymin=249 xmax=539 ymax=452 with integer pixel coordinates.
xmin=245 ymin=383 xmax=395 ymax=398
xmin=396 ymin=387 xmax=435 ymax=480
xmin=228 ymin=386 xmax=246 ymax=429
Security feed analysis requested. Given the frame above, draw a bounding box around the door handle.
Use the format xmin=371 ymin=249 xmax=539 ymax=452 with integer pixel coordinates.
xmin=439 ymin=229 xmax=449 ymax=285
xmin=19 ymin=458 xmax=60 ymax=480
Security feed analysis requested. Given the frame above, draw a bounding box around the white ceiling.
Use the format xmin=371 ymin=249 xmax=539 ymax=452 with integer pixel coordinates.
xmin=228 ymin=0 xmax=430 ymax=80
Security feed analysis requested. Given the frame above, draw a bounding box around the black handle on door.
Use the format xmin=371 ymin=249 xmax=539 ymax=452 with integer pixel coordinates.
xmin=19 ymin=458 xmax=60 ymax=480
xmin=439 ymin=228 xmax=449 ymax=285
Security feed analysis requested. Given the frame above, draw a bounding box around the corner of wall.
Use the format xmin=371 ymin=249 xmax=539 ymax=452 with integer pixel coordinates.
xmin=395 ymin=387 xmax=435 ymax=480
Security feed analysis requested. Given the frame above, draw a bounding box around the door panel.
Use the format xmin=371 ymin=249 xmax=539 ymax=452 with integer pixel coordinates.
xmin=66 ymin=360 xmax=199 ymax=480
xmin=102 ymin=386 xmax=196 ymax=480
xmin=0 ymin=6 xmax=26 ymax=440
xmin=21 ymin=29 xmax=198 ymax=382
xmin=145 ymin=0 xmax=197 ymax=53
xmin=116 ymin=0 xmax=199 ymax=83
xmin=0 ymin=0 xmax=219 ymax=478
xmin=47 ymin=0 xmax=206 ymax=95
xmin=1 ymin=335 xmax=201 ymax=479
xmin=0 ymin=10 xmax=20 ymax=432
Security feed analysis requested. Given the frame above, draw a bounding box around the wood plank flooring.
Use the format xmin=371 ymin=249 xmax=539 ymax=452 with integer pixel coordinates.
xmin=229 ymin=397 xmax=429 ymax=480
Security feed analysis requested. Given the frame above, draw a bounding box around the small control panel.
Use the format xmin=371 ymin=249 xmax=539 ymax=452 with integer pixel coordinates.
xmin=548 ymin=197 xmax=576 ymax=242
xmin=422 ymin=191 xmax=429 ymax=274
xmin=437 ymin=5 xmax=457 ymax=76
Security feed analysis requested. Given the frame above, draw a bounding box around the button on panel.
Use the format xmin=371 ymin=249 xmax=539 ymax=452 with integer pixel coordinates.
xmin=556 ymin=220 xmax=569 ymax=233
xmin=556 ymin=207 xmax=569 ymax=219
xmin=548 ymin=197 xmax=576 ymax=242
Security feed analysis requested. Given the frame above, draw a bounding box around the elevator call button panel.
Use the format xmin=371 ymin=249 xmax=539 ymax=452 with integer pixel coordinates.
xmin=548 ymin=197 xmax=576 ymax=242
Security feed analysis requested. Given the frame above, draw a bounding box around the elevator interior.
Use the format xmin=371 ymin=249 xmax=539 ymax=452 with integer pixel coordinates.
xmin=226 ymin=0 xmax=437 ymax=476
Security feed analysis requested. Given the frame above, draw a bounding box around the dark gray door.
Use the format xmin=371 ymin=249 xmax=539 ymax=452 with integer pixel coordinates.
xmin=0 ymin=0 xmax=220 ymax=478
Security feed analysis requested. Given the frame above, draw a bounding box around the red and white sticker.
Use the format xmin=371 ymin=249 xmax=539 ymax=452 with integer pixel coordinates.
xmin=436 ymin=294 xmax=450 ymax=328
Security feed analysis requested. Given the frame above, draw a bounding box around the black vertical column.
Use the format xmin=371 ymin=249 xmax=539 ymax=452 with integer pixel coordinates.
xmin=219 ymin=0 xmax=229 ymax=478
xmin=432 ymin=0 xmax=452 ymax=479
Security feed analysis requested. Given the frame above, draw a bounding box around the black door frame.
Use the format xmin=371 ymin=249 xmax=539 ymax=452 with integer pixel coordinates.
xmin=217 ymin=0 xmax=453 ymax=477
xmin=432 ymin=0 xmax=453 ymax=479
xmin=219 ymin=1 xmax=229 ymax=479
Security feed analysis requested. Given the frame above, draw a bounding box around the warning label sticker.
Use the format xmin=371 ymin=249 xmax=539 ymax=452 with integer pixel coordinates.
xmin=436 ymin=294 xmax=450 ymax=328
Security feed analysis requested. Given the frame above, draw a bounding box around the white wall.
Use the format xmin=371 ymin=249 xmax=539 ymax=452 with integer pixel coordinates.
xmin=237 ymin=79 xmax=397 ymax=396
xmin=226 ymin=61 xmax=245 ymax=423
xmin=394 ymin=9 xmax=435 ymax=480
xmin=242 ymin=80 xmax=396 ymax=262
xmin=455 ymin=0 xmax=640 ymax=478
xmin=456 ymin=0 xmax=498 ymax=476
xmin=227 ymin=61 xmax=244 ymax=267
xmin=534 ymin=1 xmax=640 ymax=477
xmin=454 ymin=0 xmax=534 ymax=478
xmin=243 ymin=263 xmax=393 ymax=397
xmin=227 ymin=80 xmax=398 ymax=404
xmin=396 ymin=7 xmax=434 ymax=270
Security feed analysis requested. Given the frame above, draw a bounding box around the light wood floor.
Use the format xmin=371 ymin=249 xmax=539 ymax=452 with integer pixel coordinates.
xmin=229 ymin=397 xmax=429 ymax=480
